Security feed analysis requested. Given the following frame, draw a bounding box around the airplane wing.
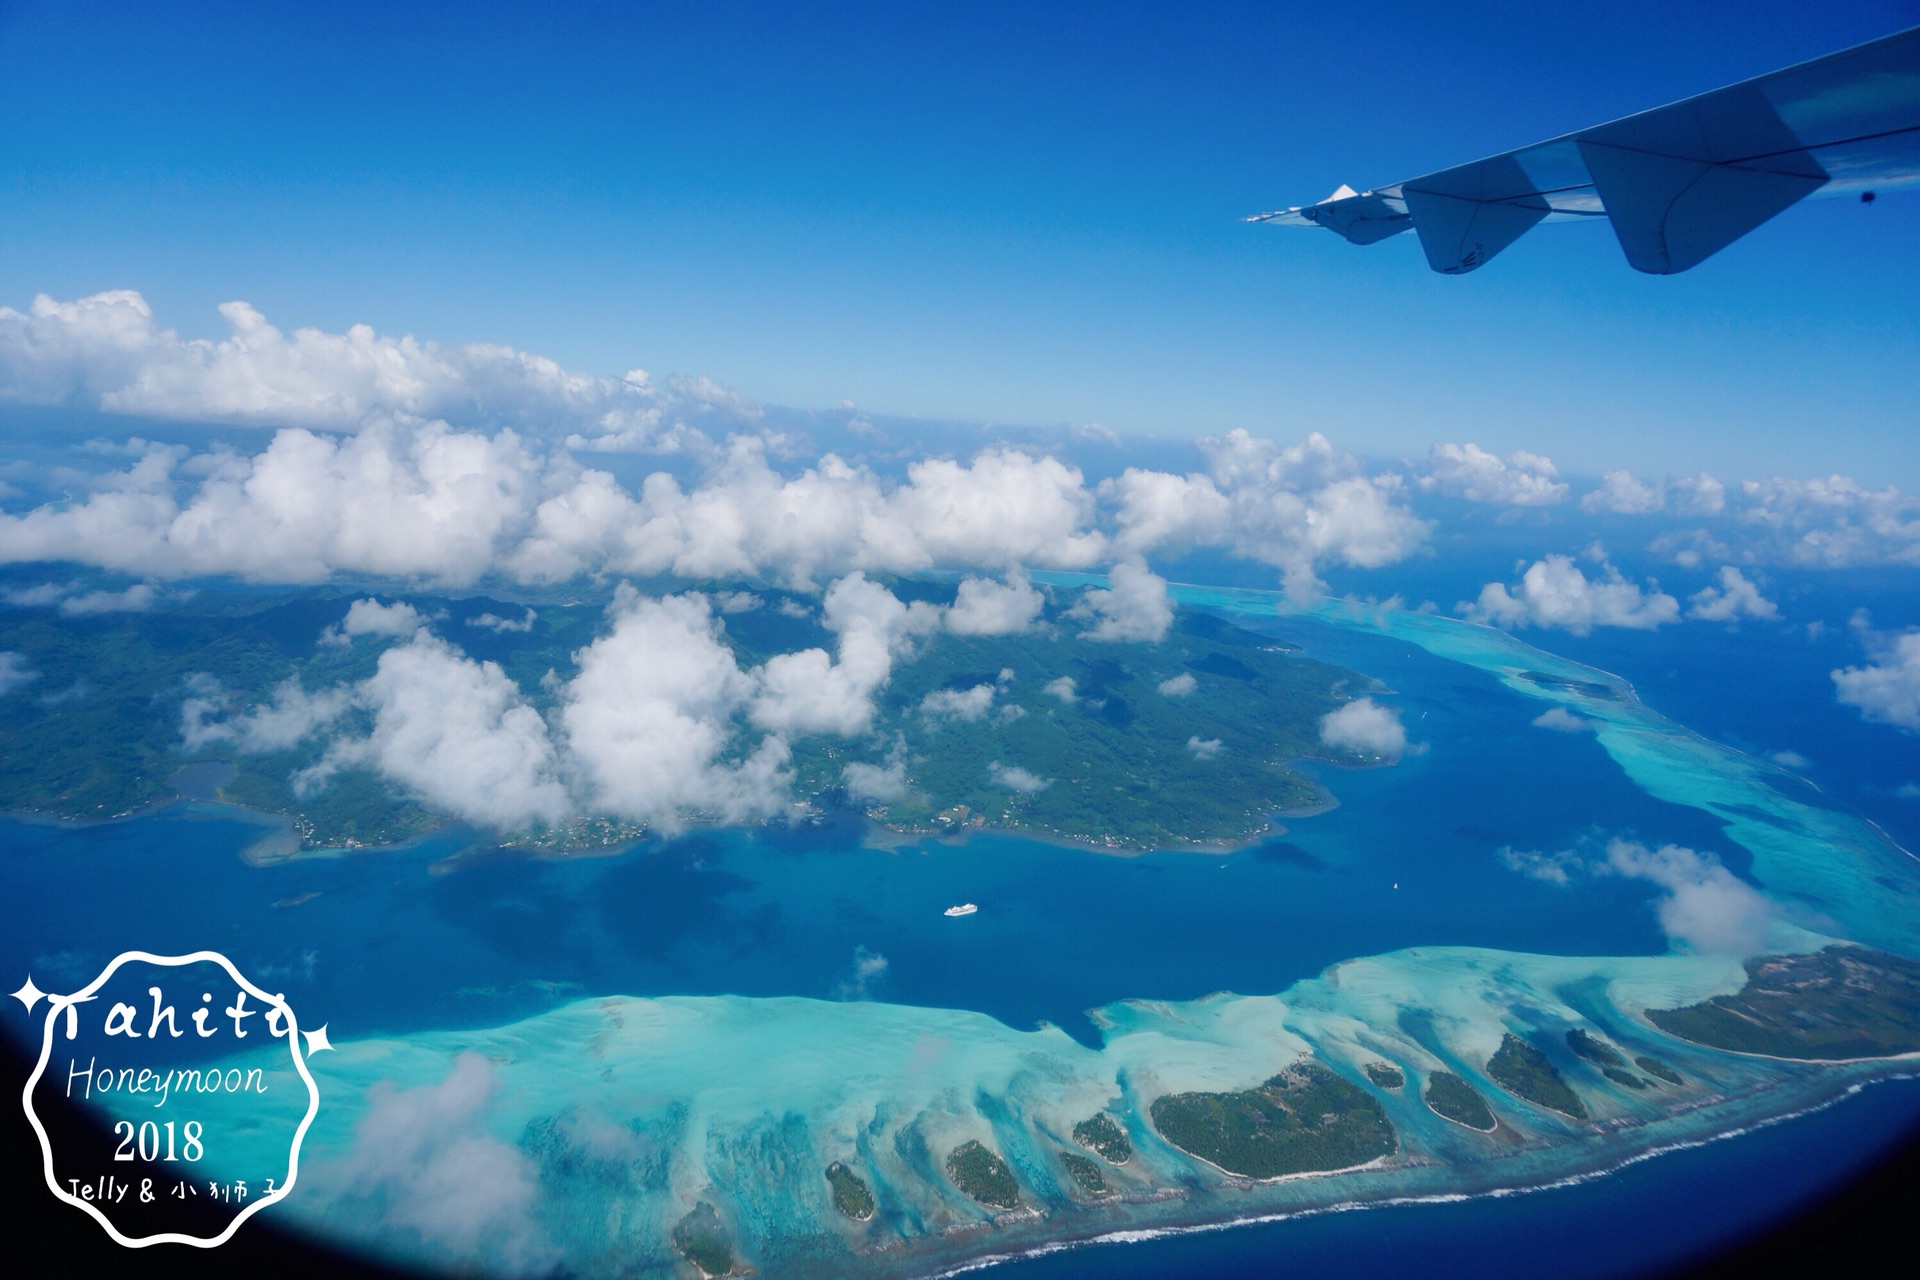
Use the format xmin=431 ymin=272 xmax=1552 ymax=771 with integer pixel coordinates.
xmin=1249 ymin=26 xmax=1920 ymax=274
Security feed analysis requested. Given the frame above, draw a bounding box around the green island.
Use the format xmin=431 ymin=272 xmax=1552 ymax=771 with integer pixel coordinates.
xmin=1565 ymin=1028 xmax=1625 ymax=1067
xmin=1645 ymin=946 xmax=1920 ymax=1059
xmin=945 ymin=1140 xmax=1021 ymax=1210
xmin=824 ymin=1161 xmax=875 ymax=1221
xmin=0 ymin=578 xmax=1366 ymax=852
xmin=1423 ymin=1071 xmax=1496 ymax=1131
xmin=1635 ymin=1055 xmax=1684 ymax=1085
xmin=1602 ymin=1067 xmax=1647 ymax=1089
xmin=1485 ymin=1034 xmax=1588 ymax=1121
xmin=671 ymin=1202 xmax=736 ymax=1277
xmin=1059 ymin=1150 xmax=1108 ymax=1195
xmin=1070 ymin=1112 xmax=1133 ymax=1164
xmin=1148 ymin=1060 xmax=1396 ymax=1179
xmin=1363 ymin=1062 xmax=1405 ymax=1090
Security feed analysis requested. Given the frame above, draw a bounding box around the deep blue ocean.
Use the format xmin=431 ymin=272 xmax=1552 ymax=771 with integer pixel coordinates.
xmin=3 ymin=598 xmax=1916 ymax=1278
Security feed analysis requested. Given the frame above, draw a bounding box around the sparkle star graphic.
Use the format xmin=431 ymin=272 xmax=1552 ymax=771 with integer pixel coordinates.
xmin=11 ymin=976 xmax=46 ymax=1015
xmin=302 ymin=1024 xmax=333 ymax=1055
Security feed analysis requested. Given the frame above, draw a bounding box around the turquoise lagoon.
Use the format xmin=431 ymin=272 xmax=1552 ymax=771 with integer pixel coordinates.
xmin=7 ymin=588 xmax=1919 ymax=1277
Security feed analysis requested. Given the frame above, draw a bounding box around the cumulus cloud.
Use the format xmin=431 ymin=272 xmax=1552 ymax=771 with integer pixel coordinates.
xmin=322 ymin=1052 xmax=553 ymax=1273
xmin=182 ymin=674 xmax=354 ymax=754
xmin=1531 ymin=707 xmax=1595 ymax=732
xmin=1581 ymin=469 xmax=1665 ymax=514
xmin=1498 ymin=845 xmax=1585 ymax=886
xmin=1422 ymin=442 xmax=1567 ymax=506
xmin=945 ymin=569 xmax=1044 ymax=636
xmin=1187 ymin=736 xmax=1223 ymax=760
xmin=751 ymin=573 xmax=939 ymax=736
xmin=988 ymin=761 xmax=1049 ymax=793
xmin=1832 ymin=630 xmax=1920 ymax=731
xmin=306 ymin=633 xmax=572 ymax=830
xmin=4 ymin=579 xmax=160 ymax=615
xmin=0 ymin=290 xmax=726 ymax=448
xmin=1770 ymin=750 xmax=1810 ymax=769
xmin=842 ymin=757 xmax=909 ymax=804
xmin=466 ymin=608 xmax=536 ymax=633
xmin=1687 ymin=566 xmax=1779 ymax=623
xmin=1738 ymin=475 xmax=1920 ymax=568
xmin=1070 ymin=558 xmax=1172 ymax=642
xmin=1499 ymin=837 xmax=1773 ymax=954
xmin=921 ymin=683 xmax=999 ymax=723
xmin=835 ymin=946 xmax=890 ymax=1000
xmin=1103 ymin=430 xmax=1428 ymax=597
xmin=1043 ymin=676 xmax=1078 ymax=703
xmin=1157 ymin=672 xmax=1197 ymax=698
xmin=0 ymin=296 xmax=1433 ymax=599
xmin=1464 ymin=554 xmax=1680 ymax=635
xmin=1318 ymin=697 xmax=1410 ymax=760
xmin=1603 ymin=839 xmax=1773 ymax=954
xmin=0 ymin=651 xmax=37 ymax=695
xmin=560 ymin=589 xmax=790 ymax=829
xmin=321 ymin=597 xmax=430 ymax=646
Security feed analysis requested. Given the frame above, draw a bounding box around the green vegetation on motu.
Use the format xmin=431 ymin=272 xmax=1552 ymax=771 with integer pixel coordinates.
xmin=1645 ymin=947 xmax=1920 ymax=1059
xmin=1635 ymin=1055 xmax=1684 ymax=1085
xmin=1565 ymin=1028 xmax=1626 ymax=1068
xmin=807 ymin=591 xmax=1358 ymax=849
xmin=0 ymin=576 xmax=1365 ymax=852
xmin=1070 ymin=1112 xmax=1133 ymax=1164
xmin=824 ymin=1161 xmax=875 ymax=1221
xmin=1059 ymin=1150 xmax=1108 ymax=1195
xmin=945 ymin=1139 xmax=1021 ymax=1209
xmin=1602 ymin=1067 xmax=1648 ymax=1090
xmin=1423 ymin=1071 xmax=1496 ymax=1131
xmin=1363 ymin=1062 xmax=1405 ymax=1090
xmin=1486 ymin=1034 xmax=1588 ymax=1121
xmin=1148 ymin=1061 xmax=1396 ymax=1179
xmin=671 ymin=1202 xmax=735 ymax=1277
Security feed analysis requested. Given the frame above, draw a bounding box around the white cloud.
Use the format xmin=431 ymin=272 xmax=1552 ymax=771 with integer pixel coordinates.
xmin=0 ymin=290 xmax=728 ymax=449
xmin=988 ymin=761 xmax=1049 ymax=793
xmin=560 ymin=589 xmax=790 ymax=829
xmin=466 ymin=608 xmax=536 ymax=633
xmin=183 ymin=675 xmax=354 ymax=753
xmin=1422 ymin=442 xmax=1567 ymax=506
xmin=1687 ymin=566 xmax=1779 ymax=623
xmin=921 ymin=683 xmax=999 ymax=723
xmin=1187 ymin=736 xmax=1223 ymax=759
xmin=307 ymin=633 xmax=571 ymax=831
xmin=1832 ymin=630 xmax=1920 ymax=731
xmin=1156 ymin=672 xmax=1197 ymax=698
xmin=1463 ymin=554 xmax=1680 ymax=635
xmin=842 ymin=757 xmax=909 ymax=804
xmin=945 ymin=568 xmax=1044 ymax=636
xmin=0 ymin=651 xmax=37 ymax=695
xmin=835 ymin=946 xmax=890 ymax=1000
xmin=1531 ymin=707 xmax=1594 ymax=732
xmin=322 ymin=1052 xmax=553 ymax=1272
xmin=1043 ymin=676 xmax=1078 ymax=703
xmin=1071 ymin=558 xmax=1172 ymax=642
xmin=751 ymin=574 xmax=939 ymax=737
xmin=1770 ymin=750 xmax=1810 ymax=769
xmin=1104 ymin=430 xmax=1428 ymax=598
xmin=1498 ymin=845 xmax=1584 ymax=886
xmin=1499 ymin=837 xmax=1773 ymax=954
xmin=1738 ymin=475 xmax=1920 ymax=568
xmin=1581 ymin=469 xmax=1665 ymax=514
xmin=4 ymin=579 xmax=160 ymax=616
xmin=1603 ymin=838 xmax=1772 ymax=955
xmin=321 ymin=597 xmax=430 ymax=646
xmin=1318 ymin=696 xmax=1410 ymax=760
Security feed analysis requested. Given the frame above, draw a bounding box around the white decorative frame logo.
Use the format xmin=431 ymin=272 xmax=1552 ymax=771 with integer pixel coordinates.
xmin=17 ymin=949 xmax=324 ymax=1249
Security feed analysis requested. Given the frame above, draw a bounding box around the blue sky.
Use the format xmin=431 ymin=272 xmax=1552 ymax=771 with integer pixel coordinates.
xmin=2 ymin=0 xmax=1916 ymax=481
